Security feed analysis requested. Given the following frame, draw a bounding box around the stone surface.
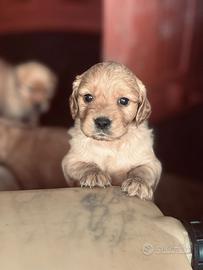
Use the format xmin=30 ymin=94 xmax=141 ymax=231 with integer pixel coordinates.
xmin=0 ymin=187 xmax=191 ymax=270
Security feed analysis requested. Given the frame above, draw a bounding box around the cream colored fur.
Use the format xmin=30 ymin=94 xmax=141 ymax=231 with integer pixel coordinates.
xmin=62 ymin=62 xmax=162 ymax=200
xmin=0 ymin=60 xmax=57 ymax=125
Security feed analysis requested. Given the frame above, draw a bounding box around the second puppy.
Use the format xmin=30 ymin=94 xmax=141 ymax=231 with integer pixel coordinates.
xmin=62 ymin=62 xmax=162 ymax=200
xmin=0 ymin=60 xmax=57 ymax=125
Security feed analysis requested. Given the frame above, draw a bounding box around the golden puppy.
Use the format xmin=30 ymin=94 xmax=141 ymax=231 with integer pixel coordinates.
xmin=62 ymin=62 xmax=162 ymax=200
xmin=0 ymin=60 xmax=57 ymax=125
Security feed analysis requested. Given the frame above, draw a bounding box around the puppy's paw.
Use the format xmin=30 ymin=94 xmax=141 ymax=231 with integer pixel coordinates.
xmin=80 ymin=171 xmax=111 ymax=188
xmin=121 ymin=178 xmax=153 ymax=200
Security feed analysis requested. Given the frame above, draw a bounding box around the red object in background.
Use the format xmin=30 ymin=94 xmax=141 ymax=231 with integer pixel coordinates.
xmin=103 ymin=0 xmax=201 ymax=123
xmin=0 ymin=0 xmax=202 ymax=124
xmin=0 ymin=0 xmax=101 ymax=33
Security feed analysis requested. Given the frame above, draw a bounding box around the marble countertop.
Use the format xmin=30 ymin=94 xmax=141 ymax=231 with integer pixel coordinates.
xmin=0 ymin=187 xmax=191 ymax=270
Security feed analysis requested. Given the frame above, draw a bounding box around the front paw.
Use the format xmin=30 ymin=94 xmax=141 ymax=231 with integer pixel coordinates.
xmin=80 ymin=171 xmax=111 ymax=188
xmin=121 ymin=178 xmax=153 ymax=200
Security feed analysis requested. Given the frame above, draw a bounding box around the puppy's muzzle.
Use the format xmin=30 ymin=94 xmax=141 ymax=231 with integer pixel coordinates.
xmin=33 ymin=103 xmax=42 ymax=112
xmin=94 ymin=117 xmax=111 ymax=131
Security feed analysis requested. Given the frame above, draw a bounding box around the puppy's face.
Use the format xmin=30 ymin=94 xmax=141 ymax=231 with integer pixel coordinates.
xmin=70 ymin=62 xmax=151 ymax=141
xmin=15 ymin=62 xmax=57 ymax=116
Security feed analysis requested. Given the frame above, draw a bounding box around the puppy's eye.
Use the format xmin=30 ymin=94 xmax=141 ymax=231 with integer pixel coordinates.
xmin=84 ymin=94 xmax=94 ymax=103
xmin=28 ymin=85 xmax=34 ymax=92
xmin=118 ymin=97 xmax=129 ymax=106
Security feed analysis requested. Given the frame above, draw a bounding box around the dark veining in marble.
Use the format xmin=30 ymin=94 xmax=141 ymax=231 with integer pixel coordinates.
xmin=81 ymin=190 xmax=136 ymax=246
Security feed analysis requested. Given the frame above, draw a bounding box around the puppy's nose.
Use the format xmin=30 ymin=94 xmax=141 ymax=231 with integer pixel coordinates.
xmin=94 ymin=117 xmax=111 ymax=130
xmin=33 ymin=103 xmax=42 ymax=112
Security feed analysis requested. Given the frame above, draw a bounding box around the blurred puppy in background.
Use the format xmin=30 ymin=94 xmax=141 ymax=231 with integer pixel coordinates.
xmin=0 ymin=60 xmax=57 ymax=125
xmin=0 ymin=118 xmax=68 ymax=190
xmin=62 ymin=61 xmax=162 ymax=200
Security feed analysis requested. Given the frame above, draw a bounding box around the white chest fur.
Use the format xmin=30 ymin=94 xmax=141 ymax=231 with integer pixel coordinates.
xmin=68 ymin=123 xmax=154 ymax=175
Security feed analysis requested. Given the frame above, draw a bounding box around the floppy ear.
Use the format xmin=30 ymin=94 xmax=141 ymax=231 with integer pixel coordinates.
xmin=135 ymin=77 xmax=151 ymax=126
xmin=69 ymin=74 xmax=83 ymax=119
xmin=50 ymin=72 xmax=58 ymax=89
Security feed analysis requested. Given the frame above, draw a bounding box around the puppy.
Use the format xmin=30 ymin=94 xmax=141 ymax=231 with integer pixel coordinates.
xmin=0 ymin=118 xmax=68 ymax=190
xmin=0 ymin=60 xmax=57 ymax=125
xmin=62 ymin=62 xmax=162 ymax=200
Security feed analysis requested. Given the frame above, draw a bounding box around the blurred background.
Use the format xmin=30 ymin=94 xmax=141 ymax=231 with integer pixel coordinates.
xmin=0 ymin=0 xmax=202 ymax=220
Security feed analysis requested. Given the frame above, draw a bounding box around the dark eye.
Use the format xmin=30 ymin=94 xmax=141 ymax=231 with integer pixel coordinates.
xmin=28 ymin=85 xmax=34 ymax=91
xmin=118 ymin=97 xmax=129 ymax=106
xmin=84 ymin=94 xmax=93 ymax=103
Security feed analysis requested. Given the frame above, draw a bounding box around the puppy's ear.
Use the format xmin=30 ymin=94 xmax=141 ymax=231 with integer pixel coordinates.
xmin=50 ymin=72 xmax=58 ymax=89
xmin=135 ymin=77 xmax=151 ymax=126
xmin=69 ymin=74 xmax=83 ymax=119
xmin=14 ymin=65 xmax=26 ymax=87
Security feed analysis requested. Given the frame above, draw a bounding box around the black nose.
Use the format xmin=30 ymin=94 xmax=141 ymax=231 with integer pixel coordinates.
xmin=94 ymin=117 xmax=111 ymax=130
xmin=33 ymin=103 xmax=42 ymax=111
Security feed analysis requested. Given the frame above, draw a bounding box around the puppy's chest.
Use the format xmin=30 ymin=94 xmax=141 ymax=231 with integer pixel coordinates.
xmin=85 ymin=141 xmax=142 ymax=174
